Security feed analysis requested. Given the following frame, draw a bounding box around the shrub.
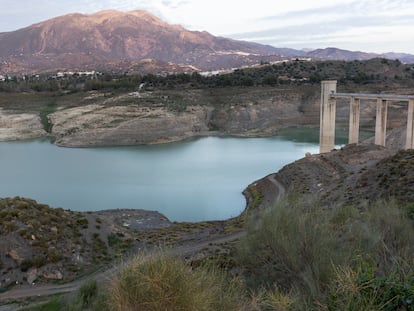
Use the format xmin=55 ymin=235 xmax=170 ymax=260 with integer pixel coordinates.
xmin=237 ymin=196 xmax=345 ymax=305
xmin=75 ymin=215 xmax=88 ymax=229
xmin=20 ymin=259 xmax=33 ymax=272
xmin=237 ymin=196 xmax=414 ymax=309
xmin=33 ymin=256 xmax=46 ymax=268
xmin=2 ymin=221 xmax=17 ymax=233
xmin=328 ymin=258 xmax=414 ymax=310
xmin=107 ymin=252 xmax=244 ymax=311
xmin=47 ymin=249 xmax=63 ymax=263
xmin=78 ymin=280 xmax=98 ymax=308
xmin=19 ymin=298 xmax=64 ymax=311
xmin=59 ymin=280 xmax=107 ymax=311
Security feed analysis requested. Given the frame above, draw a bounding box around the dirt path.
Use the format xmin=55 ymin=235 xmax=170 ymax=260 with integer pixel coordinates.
xmin=268 ymin=173 xmax=286 ymax=201
xmin=0 ymin=231 xmax=245 ymax=304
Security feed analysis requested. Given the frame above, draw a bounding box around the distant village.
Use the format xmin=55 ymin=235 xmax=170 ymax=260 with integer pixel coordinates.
xmin=0 ymin=70 xmax=100 ymax=82
xmin=0 ymin=57 xmax=313 ymax=83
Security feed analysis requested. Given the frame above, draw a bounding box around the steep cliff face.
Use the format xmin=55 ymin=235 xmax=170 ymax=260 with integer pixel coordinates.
xmin=208 ymin=91 xmax=314 ymax=135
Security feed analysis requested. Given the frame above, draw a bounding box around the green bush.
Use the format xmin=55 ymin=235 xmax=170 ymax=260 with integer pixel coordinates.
xmin=238 ymin=197 xmax=344 ymax=304
xmin=107 ymin=252 xmax=245 ymax=311
xmin=47 ymin=249 xmax=63 ymax=263
xmin=20 ymin=258 xmax=33 ymax=272
xmin=78 ymin=280 xmax=98 ymax=308
xmin=33 ymin=256 xmax=46 ymax=268
xmin=19 ymin=298 xmax=64 ymax=311
xmin=329 ymin=258 xmax=414 ymax=310
xmin=237 ymin=197 xmax=414 ymax=309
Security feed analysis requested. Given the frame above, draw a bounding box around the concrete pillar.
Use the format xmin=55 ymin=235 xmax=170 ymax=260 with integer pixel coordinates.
xmin=375 ymin=99 xmax=388 ymax=146
xmin=406 ymin=99 xmax=414 ymax=149
xmin=349 ymin=97 xmax=360 ymax=144
xmin=320 ymin=81 xmax=337 ymax=153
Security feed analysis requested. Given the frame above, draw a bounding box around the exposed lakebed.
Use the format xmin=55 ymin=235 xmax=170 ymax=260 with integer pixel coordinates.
xmin=0 ymin=136 xmax=319 ymax=221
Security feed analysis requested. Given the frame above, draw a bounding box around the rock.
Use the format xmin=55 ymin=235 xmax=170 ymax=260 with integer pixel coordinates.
xmin=42 ymin=270 xmax=63 ymax=280
xmin=7 ymin=250 xmax=23 ymax=264
xmin=0 ymin=108 xmax=47 ymax=141
xmin=50 ymin=226 xmax=58 ymax=234
xmin=27 ymin=268 xmax=38 ymax=284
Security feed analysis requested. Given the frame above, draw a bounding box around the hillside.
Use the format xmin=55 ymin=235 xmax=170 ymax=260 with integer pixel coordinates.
xmin=0 ymin=197 xmax=171 ymax=289
xmin=247 ymin=144 xmax=414 ymax=214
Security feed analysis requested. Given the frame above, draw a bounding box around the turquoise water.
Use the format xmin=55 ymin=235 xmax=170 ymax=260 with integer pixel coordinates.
xmin=0 ymin=137 xmax=318 ymax=221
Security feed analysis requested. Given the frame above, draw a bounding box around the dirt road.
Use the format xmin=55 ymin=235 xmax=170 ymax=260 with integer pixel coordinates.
xmin=0 ymin=230 xmax=246 ymax=304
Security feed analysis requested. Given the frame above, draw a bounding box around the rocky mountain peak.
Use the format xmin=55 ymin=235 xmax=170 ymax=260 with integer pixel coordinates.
xmin=0 ymin=10 xmax=283 ymax=73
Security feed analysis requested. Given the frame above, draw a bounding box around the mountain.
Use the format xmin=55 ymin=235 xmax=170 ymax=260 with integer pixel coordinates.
xmin=0 ymin=11 xmax=413 ymax=74
xmin=304 ymin=47 xmax=414 ymax=64
xmin=0 ymin=10 xmax=284 ymax=74
xmin=305 ymin=47 xmax=378 ymax=61
xmin=382 ymin=52 xmax=414 ymax=64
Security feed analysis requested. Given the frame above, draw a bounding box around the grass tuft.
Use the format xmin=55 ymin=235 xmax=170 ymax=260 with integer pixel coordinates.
xmin=107 ymin=251 xmax=244 ymax=311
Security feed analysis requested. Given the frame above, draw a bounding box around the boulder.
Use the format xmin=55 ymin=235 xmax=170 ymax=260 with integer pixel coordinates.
xmin=27 ymin=268 xmax=38 ymax=284
xmin=42 ymin=270 xmax=63 ymax=280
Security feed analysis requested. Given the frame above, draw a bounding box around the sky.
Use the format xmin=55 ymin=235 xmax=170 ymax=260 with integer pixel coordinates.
xmin=0 ymin=0 xmax=413 ymax=54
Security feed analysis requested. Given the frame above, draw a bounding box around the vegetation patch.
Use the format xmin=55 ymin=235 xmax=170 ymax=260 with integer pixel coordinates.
xmin=105 ymin=252 xmax=245 ymax=311
xmin=236 ymin=197 xmax=414 ymax=309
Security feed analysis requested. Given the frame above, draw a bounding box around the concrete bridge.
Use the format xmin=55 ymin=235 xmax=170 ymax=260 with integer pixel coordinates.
xmin=319 ymin=80 xmax=414 ymax=153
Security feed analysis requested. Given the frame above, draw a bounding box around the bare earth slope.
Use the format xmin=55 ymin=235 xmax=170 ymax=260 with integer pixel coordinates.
xmin=0 ymin=86 xmax=320 ymax=146
xmin=0 ymin=109 xmax=46 ymax=141
xmin=246 ymin=144 xmax=414 ymax=212
xmin=49 ymin=101 xmax=211 ymax=147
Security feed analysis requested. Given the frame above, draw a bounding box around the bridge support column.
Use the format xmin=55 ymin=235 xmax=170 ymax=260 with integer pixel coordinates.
xmin=406 ymin=99 xmax=414 ymax=149
xmin=375 ymin=99 xmax=388 ymax=146
xmin=349 ymin=97 xmax=360 ymax=144
xmin=320 ymin=80 xmax=337 ymax=153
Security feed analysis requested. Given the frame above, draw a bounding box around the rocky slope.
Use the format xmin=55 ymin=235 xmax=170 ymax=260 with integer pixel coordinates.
xmin=49 ymin=101 xmax=212 ymax=147
xmin=0 ymin=86 xmax=318 ymax=146
xmin=1 ymin=81 xmax=412 ymax=147
xmin=246 ymin=144 xmax=414 ymax=214
xmin=47 ymin=91 xmax=307 ymax=147
xmin=0 ymin=108 xmax=47 ymax=141
xmin=0 ymin=197 xmax=171 ymax=289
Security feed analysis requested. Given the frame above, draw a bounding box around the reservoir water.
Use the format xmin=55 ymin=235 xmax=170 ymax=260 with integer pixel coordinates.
xmin=0 ymin=136 xmax=319 ymax=221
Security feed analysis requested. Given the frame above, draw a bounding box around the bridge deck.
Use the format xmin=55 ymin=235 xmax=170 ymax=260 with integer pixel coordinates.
xmin=331 ymin=92 xmax=414 ymax=101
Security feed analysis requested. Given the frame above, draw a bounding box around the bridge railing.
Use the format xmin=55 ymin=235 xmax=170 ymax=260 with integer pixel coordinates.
xmin=319 ymin=80 xmax=414 ymax=153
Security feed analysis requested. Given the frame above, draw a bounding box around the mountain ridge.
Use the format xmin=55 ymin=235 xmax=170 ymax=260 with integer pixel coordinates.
xmin=0 ymin=10 xmax=413 ymax=74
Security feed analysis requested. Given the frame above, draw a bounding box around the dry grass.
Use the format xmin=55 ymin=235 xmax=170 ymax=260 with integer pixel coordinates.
xmin=107 ymin=251 xmax=245 ymax=311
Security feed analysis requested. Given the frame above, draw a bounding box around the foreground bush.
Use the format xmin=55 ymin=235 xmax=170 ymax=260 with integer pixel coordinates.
xmin=237 ymin=197 xmax=414 ymax=310
xmin=329 ymin=258 xmax=414 ymax=311
xmin=107 ymin=252 xmax=245 ymax=311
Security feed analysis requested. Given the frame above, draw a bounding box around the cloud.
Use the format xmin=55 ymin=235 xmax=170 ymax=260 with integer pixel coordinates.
xmin=227 ymin=0 xmax=414 ymax=53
